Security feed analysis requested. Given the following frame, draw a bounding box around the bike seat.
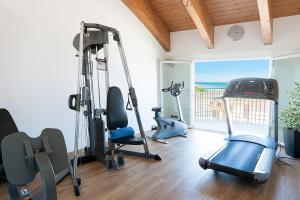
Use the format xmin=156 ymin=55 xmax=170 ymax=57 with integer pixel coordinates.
xmin=152 ymin=107 xmax=162 ymax=112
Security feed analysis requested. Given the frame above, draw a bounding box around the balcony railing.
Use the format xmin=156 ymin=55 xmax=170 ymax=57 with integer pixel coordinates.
xmin=195 ymin=88 xmax=270 ymax=125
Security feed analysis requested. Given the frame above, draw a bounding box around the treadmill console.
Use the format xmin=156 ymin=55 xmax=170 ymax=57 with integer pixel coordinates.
xmin=223 ymin=78 xmax=278 ymax=101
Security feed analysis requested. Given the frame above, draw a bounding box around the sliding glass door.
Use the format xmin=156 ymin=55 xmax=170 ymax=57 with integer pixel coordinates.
xmin=272 ymin=55 xmax=300 ymax=142
xmin=159 ymin=61 xmax=194 ymax=127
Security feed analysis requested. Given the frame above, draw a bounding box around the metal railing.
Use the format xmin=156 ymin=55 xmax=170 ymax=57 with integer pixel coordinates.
xmin=195 ymin=88 xmax=270 ymax=124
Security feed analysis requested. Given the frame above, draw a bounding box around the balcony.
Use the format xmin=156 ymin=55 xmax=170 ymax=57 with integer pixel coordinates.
xmin=194 ymin=88 xmax=270 ymax=136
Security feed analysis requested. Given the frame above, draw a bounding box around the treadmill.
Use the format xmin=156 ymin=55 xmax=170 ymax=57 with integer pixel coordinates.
xmin=199 ymin=78 xmax=279 ymax=183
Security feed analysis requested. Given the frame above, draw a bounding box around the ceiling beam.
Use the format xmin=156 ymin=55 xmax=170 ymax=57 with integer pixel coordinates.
xmin=122 ymin=0 xmax=170 ymax=51
xmin=184 ymin=0 xmax=214 ymax=49
xmin=257 ymin=0 xmax=273 ymax=45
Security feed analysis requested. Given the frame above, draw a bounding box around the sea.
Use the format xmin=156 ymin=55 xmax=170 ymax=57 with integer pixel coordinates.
xmin=195 ymin=82 xmax=228 ymax=89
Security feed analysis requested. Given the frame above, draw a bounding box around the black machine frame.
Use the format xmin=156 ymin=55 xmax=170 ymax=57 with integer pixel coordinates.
xmin=69 ymin=22 xmax=161 ymax=196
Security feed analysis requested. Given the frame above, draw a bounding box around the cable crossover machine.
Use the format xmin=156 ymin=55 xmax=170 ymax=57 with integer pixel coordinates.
xmin=69 ymin=22 xmax=161 ymax=196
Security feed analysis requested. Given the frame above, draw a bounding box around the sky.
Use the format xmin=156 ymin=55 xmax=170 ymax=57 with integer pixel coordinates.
xmin=195 ymin=59 xmax=270 ymax=82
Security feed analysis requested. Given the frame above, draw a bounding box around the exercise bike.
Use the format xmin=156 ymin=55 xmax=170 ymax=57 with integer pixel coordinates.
xmin=149 ymin=81 xmax=188 ymax=144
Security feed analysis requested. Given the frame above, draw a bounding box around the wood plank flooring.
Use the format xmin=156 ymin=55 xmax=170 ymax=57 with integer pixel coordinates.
xmin=1 ymin=129 xmax=299 ymax=200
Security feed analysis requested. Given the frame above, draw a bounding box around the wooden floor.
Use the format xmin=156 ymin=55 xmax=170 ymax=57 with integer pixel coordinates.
xmin=1 ymin=129 xmax=300 ymax=200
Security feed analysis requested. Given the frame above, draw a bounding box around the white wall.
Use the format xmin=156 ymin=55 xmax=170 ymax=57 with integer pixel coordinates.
xmin=0 ymin=0 xmax=165 ymax=151
xmin=166 ymin=15 xmax=300 ymax=61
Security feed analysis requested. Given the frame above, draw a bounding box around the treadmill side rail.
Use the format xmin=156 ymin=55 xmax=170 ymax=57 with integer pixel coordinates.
xmin=253 ymin=148 xmax=276 ymax=183
xmin=199 ymin=143 xmax=229 ymax=169
xmin=199 ymin=157 xmax=208 ymax=169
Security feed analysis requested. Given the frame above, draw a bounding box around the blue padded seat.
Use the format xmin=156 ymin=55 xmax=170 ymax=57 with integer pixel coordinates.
xmin=110 ymin=127 xmax=135 ymax=140
xmin=110 ymin=127 xmax=145 ymax=145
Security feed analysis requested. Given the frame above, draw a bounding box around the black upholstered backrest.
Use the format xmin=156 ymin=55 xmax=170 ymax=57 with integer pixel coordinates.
xmin=106 ymin=87 xmax=128 ymax=130
xmin=0 ymin=109 xmax=18 ymax=165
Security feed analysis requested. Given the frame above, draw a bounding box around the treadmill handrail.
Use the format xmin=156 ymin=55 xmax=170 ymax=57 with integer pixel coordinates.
xmin=222 ymin=97 xmax=278 ymax=144
xmin=220 ymin=79 xmax=279 ymax=146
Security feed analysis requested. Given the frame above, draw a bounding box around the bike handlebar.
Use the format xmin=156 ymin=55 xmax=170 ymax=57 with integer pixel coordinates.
xmin=162 ymin=81 xmax=184 ymax=96
xmin=162 ymin=81 xmax=173 ymax=92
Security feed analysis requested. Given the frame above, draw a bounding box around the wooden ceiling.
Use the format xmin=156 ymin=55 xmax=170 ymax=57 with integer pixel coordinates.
xmin=122 ymin=0 xmax=300 ymax=51
xmin=148 ymin=0 xmax=196 ymax=32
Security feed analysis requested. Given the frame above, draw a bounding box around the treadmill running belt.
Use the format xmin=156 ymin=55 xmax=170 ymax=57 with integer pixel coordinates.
xmin=211 ymin=141 xmax=264 ymax=173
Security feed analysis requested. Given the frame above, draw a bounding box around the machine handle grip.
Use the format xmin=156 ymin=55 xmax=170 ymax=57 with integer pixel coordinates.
xmin=68 ymin=94 xmax=81 ymax=111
